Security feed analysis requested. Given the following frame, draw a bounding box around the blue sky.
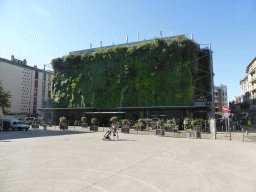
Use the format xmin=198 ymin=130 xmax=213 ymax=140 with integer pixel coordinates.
xmin=0 ymin=0 xmax=256 ymax=102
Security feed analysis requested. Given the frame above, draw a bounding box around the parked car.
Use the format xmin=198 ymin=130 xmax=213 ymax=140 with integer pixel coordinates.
xmin=2 ymin=119 xmax=30 ymax=131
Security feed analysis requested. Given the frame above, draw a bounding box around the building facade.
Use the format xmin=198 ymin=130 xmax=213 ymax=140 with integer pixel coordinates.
xmin=0 ymin=56 xmax=52 ymax=119
xmin=246 ymin=57 xmax=256 ymax=122
xmin=214 ymin=84 xmax=228 ymax=113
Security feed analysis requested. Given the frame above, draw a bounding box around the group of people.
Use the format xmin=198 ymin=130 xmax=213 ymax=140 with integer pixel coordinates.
xmin=102 ymin=123 xmax=119 ymax=140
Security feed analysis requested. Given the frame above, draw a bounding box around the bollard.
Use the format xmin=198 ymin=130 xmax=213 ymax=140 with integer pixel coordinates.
xmin=103 ymin=124 xmax=104 ymax=132
xmin=246 ymin=131 xmax=248 ymax=135
xmin=233 ymin=126 xmax=234 ymax=134
xmin=222 ymin=126 xmax=223 ymax=134
xmin=74 ymin=124 xmax=75 ymax=131
xmin=242 ymin=128 xmax=244 ymax=142
xmin=226 ymin=127 xmax=227 ymax=140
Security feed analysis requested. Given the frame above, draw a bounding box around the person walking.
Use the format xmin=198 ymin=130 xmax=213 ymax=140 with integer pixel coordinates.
xmin=112 ymin=123 xmax=117 ymax=140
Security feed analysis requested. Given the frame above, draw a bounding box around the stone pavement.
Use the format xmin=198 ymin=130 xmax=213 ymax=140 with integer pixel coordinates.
xmin=1 ymin=128 xmax=256 ymax=192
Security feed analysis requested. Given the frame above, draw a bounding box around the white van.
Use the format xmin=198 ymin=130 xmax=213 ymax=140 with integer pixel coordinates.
xmin=2 ymin=119 xmax=30 ymax=131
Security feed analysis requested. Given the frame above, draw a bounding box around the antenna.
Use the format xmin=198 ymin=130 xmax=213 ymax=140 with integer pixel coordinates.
xmin=171 ymin=31 xmax=173 ymax=36
xmin=137 ymin=33 xmax=139 ymax=42
xmin=90 ymin=43 xmax=92 ymax=49
xmin=126 ymin=36 xmax=128 ymax=43
xmin=112 ymin=42 xmax=114 ymax=45
xmin=100 ymin=41 xmax=102 ymax=47
xmin=191 ymin=34 xmax=193 ymax=39
xmin=160 ymin=25 xmax=162 ymax=38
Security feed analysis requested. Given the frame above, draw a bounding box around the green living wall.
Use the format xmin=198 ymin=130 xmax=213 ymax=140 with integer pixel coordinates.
xmin=51 ymin=36 xmax=211 ymax=108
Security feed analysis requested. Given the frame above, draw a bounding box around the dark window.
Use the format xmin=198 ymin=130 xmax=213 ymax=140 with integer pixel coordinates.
xmin=33 ymin=97 xmax=37 ymax=105
xmin=35 ymin=71 xmax=38 ymax=79
xmin=34 ymin=80 xmax=38 ymax=88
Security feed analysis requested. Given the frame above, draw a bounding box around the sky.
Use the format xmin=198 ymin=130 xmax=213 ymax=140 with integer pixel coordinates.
xmin=0 ymin=0 xmax=256 ymax=102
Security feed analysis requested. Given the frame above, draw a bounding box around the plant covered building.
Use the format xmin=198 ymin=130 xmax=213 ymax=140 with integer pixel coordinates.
xmin=38 ymin=35 xmax=213 ymax=125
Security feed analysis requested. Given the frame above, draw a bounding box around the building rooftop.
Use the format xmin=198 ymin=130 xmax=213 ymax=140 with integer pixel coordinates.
xmin=65 ymin=35 xmax=187 ymax=56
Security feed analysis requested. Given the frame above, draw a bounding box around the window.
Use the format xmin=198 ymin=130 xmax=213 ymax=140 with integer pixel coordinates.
xmin=34 ymin=89 xmax=37 ymax=96
xmin=35 ymin=71 xmax=38 ymax=79
xmin=33 ymin=97 xmax=37 ymax=105
xmin=34 ymin=80 xmax=38 ymax=88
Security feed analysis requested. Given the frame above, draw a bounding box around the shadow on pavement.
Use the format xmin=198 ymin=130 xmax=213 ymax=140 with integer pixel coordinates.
xmin=0 ymin=129 xmax=92 ymax=141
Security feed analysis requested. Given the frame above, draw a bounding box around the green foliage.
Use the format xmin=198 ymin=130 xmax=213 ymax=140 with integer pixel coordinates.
xmin=16 ymin=117 xmax=22 ymax=120
xmin=51 ymin=36 xmax=211 ymax=108
xmin=184 ymin=118 xmax=191 ymax=122
xmin=138 ymin=119 xmax=144 ymax=123
xmin=191 ymin=119 xmax=198 ymax=126
xmin=25 ymin=117 xmax=29 ymax=121
xmin=200 ymin=119 xmax=205 ymax=124
xmin=110 ymin=116 xmax=118 ymax=122
xmin=33 ymin=118 xmax=38 ymax=123
xmin=59 ymin=116 xmax=66 ymax=123
xmin=163 ymin=125 xmax=168 ymax=130
xmin=0 ymin=80 xmax=12 ymax=114
xmin=157 ymin=120 xmax=164 ymax=128
xmin=91 ymin=118 xmax=98 ymax=125
xmin=81 ymin=117 xmax=86 ymax=123
xmin=167 ymin=119 xmax=173 ymax=124
xmin=122 ymin=119 xmax=128 ymax=125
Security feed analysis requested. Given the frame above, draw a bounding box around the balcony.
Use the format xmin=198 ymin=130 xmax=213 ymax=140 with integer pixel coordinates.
xmin=248 ymin=65 xmax=256 ymax=74
xmin=249 ymin=74 xmax=256 ymax=83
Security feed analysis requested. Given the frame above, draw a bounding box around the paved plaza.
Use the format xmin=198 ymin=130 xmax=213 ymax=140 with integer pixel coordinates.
xmin=1 ymin=128 xmax=256 ymax=192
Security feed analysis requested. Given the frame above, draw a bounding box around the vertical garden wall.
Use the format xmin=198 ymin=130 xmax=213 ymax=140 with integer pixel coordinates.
xmin=51 ymin=36 xmax=211 ymax=108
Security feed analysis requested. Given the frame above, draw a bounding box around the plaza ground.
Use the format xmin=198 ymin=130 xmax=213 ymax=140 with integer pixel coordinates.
xmin=0 ymin=128 xmax=256 ymax=192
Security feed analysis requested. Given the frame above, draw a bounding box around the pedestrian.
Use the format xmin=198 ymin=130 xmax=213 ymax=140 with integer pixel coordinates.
xmin=112 ymin=123 xmax=116 ymax=140
xmin=116 ymin=131 xmax=119 ymax=140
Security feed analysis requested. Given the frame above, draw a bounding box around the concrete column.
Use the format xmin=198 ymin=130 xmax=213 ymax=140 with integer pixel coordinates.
xmin=140 ymin=111 xmax=144 ymax=119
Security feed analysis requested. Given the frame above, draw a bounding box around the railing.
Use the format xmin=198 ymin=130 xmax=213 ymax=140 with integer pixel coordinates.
xmin=248 ymin=74 xmax=256 ymax=82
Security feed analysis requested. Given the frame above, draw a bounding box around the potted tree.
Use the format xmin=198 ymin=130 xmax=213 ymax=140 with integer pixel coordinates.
xmin=137 ymin=119 xmax=144 ymax=131
xmin=81 ymin=117 xmax=88 ymax=128
xmin=190 ymin=119 xmax=201 ymax=139
xmin=32 ymin=118 xmax=39 ymax=129
xmin=40 ymin=117 xmax=47 ymax=130
xmin=184 ymin=118 xmax=191 ymax=130
xmin=167 ymin=119 xmax=177 ymax=132
xmin=59 ymin=116 xmax=68 ymax=130
xmin=156 ymin=120 xmax=165 ymax=136
xmin=121 ymin=119 xmax=129 ymax=133
xmin=90 ymin=118 xmax=98 ymax=132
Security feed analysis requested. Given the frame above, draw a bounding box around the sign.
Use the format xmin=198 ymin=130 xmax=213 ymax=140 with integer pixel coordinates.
xmin=224 ymin=113 xmax=230 ymax=118
xmin=223 ymin=106 xmax=231 ymax=113
xmin=210 ymin=119 xmax=216 ymax=139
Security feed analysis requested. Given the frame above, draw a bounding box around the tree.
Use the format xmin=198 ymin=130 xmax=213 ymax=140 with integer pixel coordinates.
xmin=0 ymin=81 xmax=11 ymax=114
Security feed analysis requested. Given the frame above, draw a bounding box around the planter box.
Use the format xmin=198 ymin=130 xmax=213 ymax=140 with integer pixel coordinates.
xmin=81 ymin=123 xmax=88 ymax=128
xmin=167 ymin=127 xmax=173 ymax=132
xmin=121 ymin=127 xmax=129 ymax=133
xmin=32 ymin=124 xmax=39 ymax=129
xmin=60 ymin=125 xmax=68 ymax=130
xmin=156 ymin=129 xmax=165 ymax=136
xmin=189 ymin=131 xmax=201 ymax=139
xmin=90 ymin=126 xmax=98 ymax=132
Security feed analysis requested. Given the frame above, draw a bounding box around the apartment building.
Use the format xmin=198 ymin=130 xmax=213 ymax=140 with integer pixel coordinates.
xmin=214 ymin=84 xmax=228 ymax=113
xmin=0 ymin=55 xmax=52 ymax=118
